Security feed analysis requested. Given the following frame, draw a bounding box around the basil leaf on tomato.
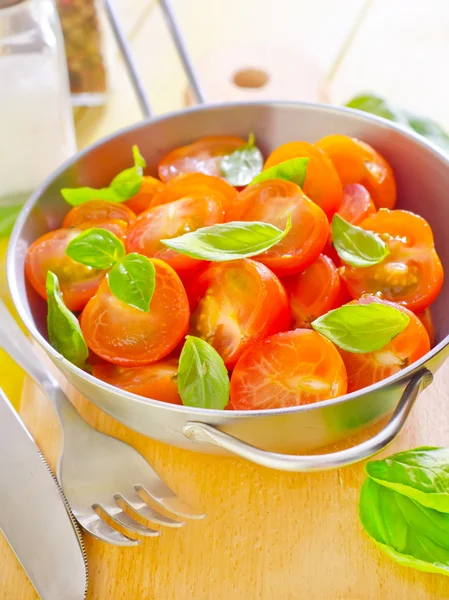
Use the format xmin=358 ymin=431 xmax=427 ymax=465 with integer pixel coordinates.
xmin=332 ymin=214 xmax=389 ymax=267
xmin=251 ymin=157 xmax=309 ymax=187
xmin=66 ymin=228 xmax=126 ymax=269
xmin=220 ymin=133 xmax=264 ymax=186
xmin=107 ymin=253 xmax=155 ymax=312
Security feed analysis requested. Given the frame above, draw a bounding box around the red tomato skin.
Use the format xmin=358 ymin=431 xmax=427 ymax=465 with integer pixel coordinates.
xmin=62 ymin=200 xmax=136 ymax=228
xmin=125 ymin=176 xmax=166 ymax=214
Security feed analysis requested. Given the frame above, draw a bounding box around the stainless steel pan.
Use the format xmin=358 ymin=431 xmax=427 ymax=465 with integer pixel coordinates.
xmin=6 ymin=1 xmax=449 ymax=471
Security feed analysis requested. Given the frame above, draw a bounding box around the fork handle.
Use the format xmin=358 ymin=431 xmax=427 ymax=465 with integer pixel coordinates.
xmin=0 ymin=300 xmax=81 ymax=425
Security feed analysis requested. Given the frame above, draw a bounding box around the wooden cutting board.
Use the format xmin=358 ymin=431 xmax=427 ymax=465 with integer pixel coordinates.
xmin=2 ymin=359 xmax=449 ymax=600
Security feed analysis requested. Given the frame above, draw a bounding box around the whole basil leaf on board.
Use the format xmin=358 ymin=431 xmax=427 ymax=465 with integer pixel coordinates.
xmin=66 ymin=228 xmax=126 ymax=269
xmin=46 ymin=271 xmax=89 ymax=369
xmin=366 ymin=447 xmax=449 ymax=513
xmin=107 ymin=253 xmax=155 ymax=312
xmin=359 ymin=477 xmax=449 ymax=577
xmin=312 ymin=303 xmax=409 ymax=353
xmin=162 ymin=216 xmax=292 ymax=261
xmin=0 ymin=204 xmax=23 ymax=237
xmin=178 ymin=336 xmax=230 ymax=409
xmin=61 ymin=145 xmax=147 ymax=206
xmin=332 ymin=214 xmax=389 ymax=267
xmin=220 ymin=133 xmax=264 ymax=186
xmin=251 ymin=157 xmax=309 ymax=187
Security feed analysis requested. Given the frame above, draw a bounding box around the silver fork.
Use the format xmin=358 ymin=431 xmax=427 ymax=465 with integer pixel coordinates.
xmin=0 ymin=300 xmax=205 ymax=546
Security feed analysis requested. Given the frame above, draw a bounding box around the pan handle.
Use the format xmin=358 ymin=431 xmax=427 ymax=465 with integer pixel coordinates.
xmin=103 ymin=0 xmax=205 ymax=119
xmin=183 ymin=370 xmax=433 ymax=472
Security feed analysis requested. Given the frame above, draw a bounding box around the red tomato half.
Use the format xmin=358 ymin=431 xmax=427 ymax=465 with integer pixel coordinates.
xmin=125 ymin=176 xmax=166 ymax=214
xmin=263 ymin=141 xmax=343 ymax=216
xmin=339 ymin=296 xmax=430 ymax=393
xmin=62 ymin=200 xmax=136 ymax=228
xmin=158 ymin=135 xmax=246 ymax=182
xmin=316 ymin=135 xmax=396 ymax=209
xmin=340 ymin=209 xmax=444 ymax=312
xmin=338 ymin=184 xmax=376 ymax=225
xmin=416 ymin=307 xmax=435 ymax=346
xmin=81 ymin=259 xmax=189 ymax=366
xmin=186 ymin=259 xmax=290 ymax=369
xmin=92 ymin=359 xmax=181 ymax=404
xmin=230 ymin=329 xmax=347 ymax=410
xmin=227 ymin=180 xmax=329 ymax=276
xmin=126 ymin=194 xmax=223 ymax=278
xmin=282 ymin=254 xmax=344 ymax=328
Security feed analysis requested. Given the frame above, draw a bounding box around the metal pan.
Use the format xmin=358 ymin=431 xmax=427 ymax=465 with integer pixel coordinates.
xmin=6 ymin=1 xmax=449 ymax=471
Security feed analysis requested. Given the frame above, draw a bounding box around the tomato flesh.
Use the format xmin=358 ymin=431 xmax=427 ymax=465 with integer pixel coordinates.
xmin=92 ymin=358 xmax=181 ymax=404
xmin=416 ymin=307 xmax=435 ymax=346
xmin=125 ymin=176 xmax=166 ymax=214
xmin=231 ymin=329 xmax=347 ymax=410
xmin=158 ymin=135 xmax=246 ymax=182
xmin=186 ymin=259 xmax=290 ymax=369
xmin=339 ymin=296 xmax=430 ymax=392
xmin=338 ymin=183 xmax=376 ymax=225
xmin=62 ymin=200 xmax=136 ymax=228
xmin=340 ymin=209 xmax=444 ymax=312
xmin=227 ymin=180 xmax=329 ymax=276
xmin=80 ymin=259 xmax=189 ymax=366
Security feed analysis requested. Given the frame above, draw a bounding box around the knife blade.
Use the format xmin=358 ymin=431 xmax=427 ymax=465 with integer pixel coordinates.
xmin=0 ymin=389 xmax=88 ymax=599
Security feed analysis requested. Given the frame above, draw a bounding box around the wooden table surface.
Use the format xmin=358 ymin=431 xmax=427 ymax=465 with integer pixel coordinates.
xmin=1 ymin=1 xmax=449 ymax=598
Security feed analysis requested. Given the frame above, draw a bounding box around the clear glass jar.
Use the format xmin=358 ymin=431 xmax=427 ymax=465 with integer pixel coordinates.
xmin=0 ymin=0 xmax=77 ymax=208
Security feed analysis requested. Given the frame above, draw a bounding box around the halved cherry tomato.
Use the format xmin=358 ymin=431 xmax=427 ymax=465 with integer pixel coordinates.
xmin=76 ymin=219 xmax=128 ymax=239
xmin=158 ymin=135 xmax=246 ymax=182
xmin=125 ymin=176 xmax=166 ymax=214
xmin=126 ymin=193 xmax=223 ymax=278
xmin=339 ymin=209 xmax=444 ymax=312
xmin=338 ymin=183 xmax=376 ymax=225
xmin=92 ymin=358 xmax=181 ymax=404
xmin=25 ymin=225 xmax=117 ymax=312
xmin=80 ymin=259 xmax=189 ymax=366
xmin=62 ymin=200 xmax=136 ymax=228
xmin=416 ymin=307 xmax=435 ymax=346
xmin=316 ymin=135 xmax=396 ymax=209
xmin=150 ymin=172 xmax=237 ymax=215
xmin=282 ymin=254 xmax=344 ymax=328
xmin=263 ymin=141 xmax=343 ymax=216
xmin=230 ymin=329 xmax=347 ymax=410
xmin=338 ymin=296 xmax=430 ymax=393
xmin=186 ymin=259 xmax=290 ymax=369
xmin=227 ymin=180 xmax=329 ymax=276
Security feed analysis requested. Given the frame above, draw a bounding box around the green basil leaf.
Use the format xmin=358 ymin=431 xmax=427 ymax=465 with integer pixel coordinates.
xmin=161 ymin=215 xmax=291 ymax=261
xmin=0 ymin=204 xmax=23 ymax=237
xmin=366 ymin=447 xmax=449 ymax=513
xmin=46 ymin=271 xmax=89 ymax=369
xmin=66 ymin=228 xmax=126 ymax=269
xmin=61 ymin=145 xmax=146 ymax=206
xmin=332 ymin=214 xmax=390 ymax=267
xmin=220 ymin=132 xmax=264 ymax=186
xmin=359 ymin=477 xmax=449 ymax=577
xmin=312 ymin=303 xmax=409 ymax=353
xmin=178 ymin=335 xmax=229 ymax=409
xmin=107 ymin=253 xmax=155 ymax=312
xmin=251 ymin=157 xmax=309 ymax=187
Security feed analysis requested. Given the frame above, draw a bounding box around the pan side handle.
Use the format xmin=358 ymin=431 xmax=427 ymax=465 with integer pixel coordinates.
xmin=183 ymin=370 xmax=433 ymax=472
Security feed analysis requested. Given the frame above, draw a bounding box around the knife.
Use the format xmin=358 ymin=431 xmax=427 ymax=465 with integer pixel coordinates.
xmin=0 ymin=388 xmax=88 ymax=599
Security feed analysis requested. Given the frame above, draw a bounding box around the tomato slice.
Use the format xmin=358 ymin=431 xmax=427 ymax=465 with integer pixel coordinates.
xmin=227 ymin=180 xmax=329 ymax=276
xmin=150 ymin=172 xmax=237 ymax=215
xmin=76 ymin=219 xmax=128 ymax=239
xmin=316 ymin=135 xmax=396 ymax=209
xmin=339 ymin=209 xmax=444 ymax=312
xmin=230 ymin=329 xmax=347 ymax=410
xmin=263 ymin=141 xmax=343 ymax=216
xmin=92 ymin=358 xmax=181 ymax=404
xmin=125 ymin=193 xmax=223 ymax=278
xmin=62 ymin=200 xmax=136 ymax=228
xmin=158 ymin=135 xmax=246 ymax=182
xmin=282 ymin=254 xmax=344 ymax=328
xmin=80 ymin=259 xmax=189 ymax=366
xmin=416 ymin=307 xmax=435 ymax=346
xmin=186 ymin=259 xmax=290 ymax=369
xmin=25 ymin=226 xmax=113 ymax=312
xmin=125 ymin=176 xmax=166 ymax=214
xmin=339 ymin=296 xmax=430 ymax=392
xmin=338 ymin=183 xmax=376 ymax=225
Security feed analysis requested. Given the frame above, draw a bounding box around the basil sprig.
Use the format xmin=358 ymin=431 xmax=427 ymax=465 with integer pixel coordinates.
xmin=251 ymin=157 xmax=309 ymax=187
xmin=177 ymin=336 xmax=230 ymax=409
xmin=46 ymin=271 xmax=89 ymax=369
xmin=312 ymin=303 xmax=409 ymax=353
xmin=61 ymin=146 xmax=146 ymax=206
xmin=162 ymin=216 xmax=292 ymax=261
xmin=220 ymin=133 xmax=263 ymax=186
xmin=332 ymin=214 xmax=389 ymax=267
xmin=66 ymin=228 xmax=126 ymax=269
